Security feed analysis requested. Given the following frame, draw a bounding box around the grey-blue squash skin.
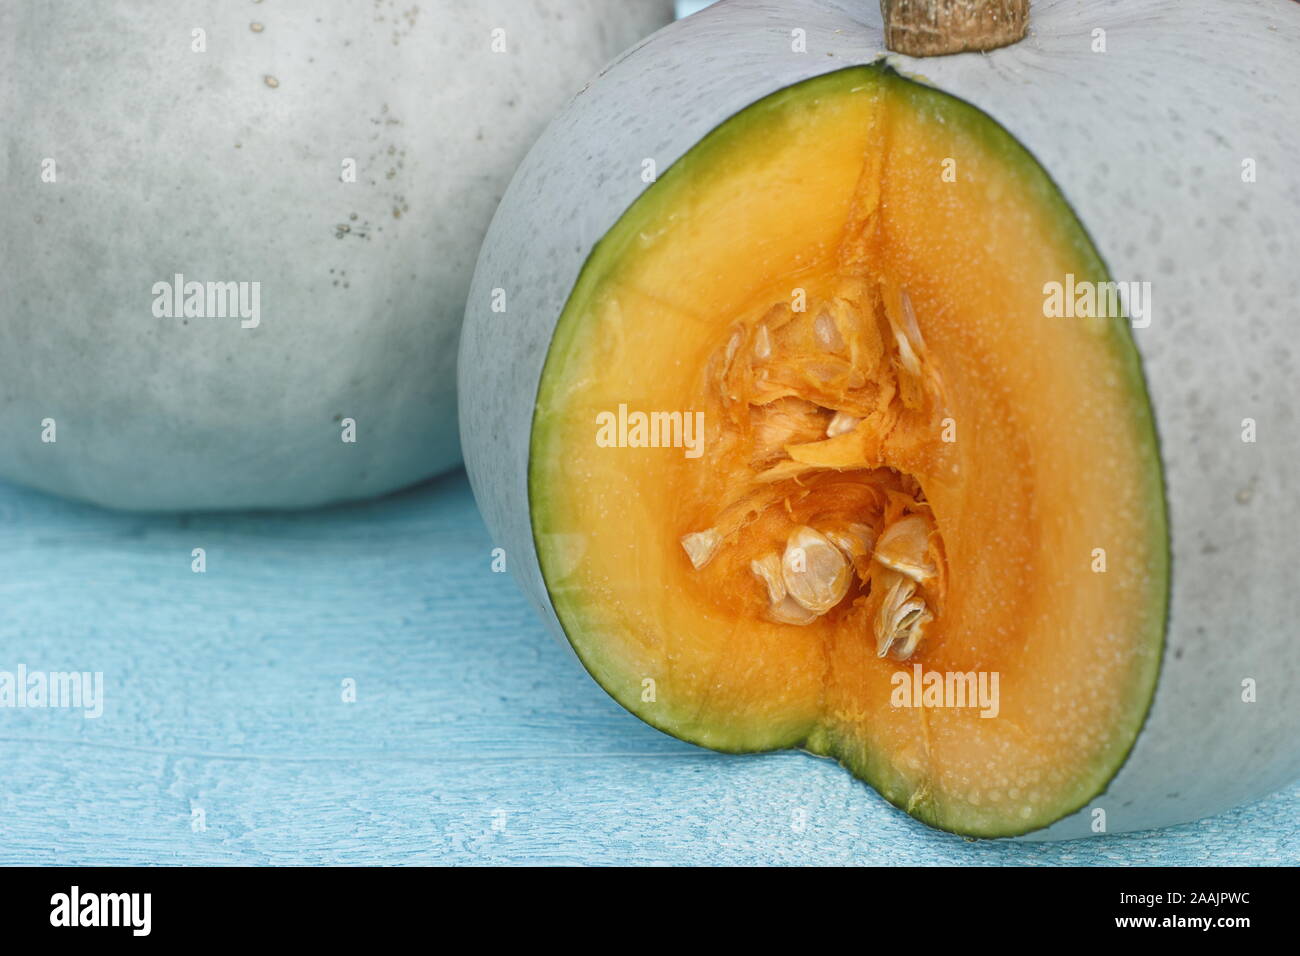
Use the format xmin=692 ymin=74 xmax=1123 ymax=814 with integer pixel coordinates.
xmin=0 ymin=0 xmax=672 ymax=510
xmin=460 ymin=0 xmax=1300 ymax=839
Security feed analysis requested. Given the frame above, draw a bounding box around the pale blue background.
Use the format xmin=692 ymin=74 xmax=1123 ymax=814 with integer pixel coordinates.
xmin=0 ymin=470 xmax=1295 ymax=865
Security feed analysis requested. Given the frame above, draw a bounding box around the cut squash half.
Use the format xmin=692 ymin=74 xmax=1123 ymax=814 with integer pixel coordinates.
xmin=530 ymin=64 xmax=1169 ymax=838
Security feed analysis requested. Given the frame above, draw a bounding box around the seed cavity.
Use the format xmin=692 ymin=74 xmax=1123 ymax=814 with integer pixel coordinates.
xmin=689 ymin=288 xmax=949 ymax=656
xmin=781 ymin=525 xmax=851 ymax=615
xmin=681 ymin=528 xmax=722 ymax=569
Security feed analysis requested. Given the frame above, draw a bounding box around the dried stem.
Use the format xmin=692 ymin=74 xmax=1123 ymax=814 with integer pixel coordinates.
xmin=880 ymin=0 xmax=1029 ymax=56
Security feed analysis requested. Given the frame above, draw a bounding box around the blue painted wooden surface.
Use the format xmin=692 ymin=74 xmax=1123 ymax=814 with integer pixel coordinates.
xmin=0 ymin=469 xmax=1295 ymax=866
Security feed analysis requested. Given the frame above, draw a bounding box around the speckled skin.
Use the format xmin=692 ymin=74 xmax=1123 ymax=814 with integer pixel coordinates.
xmin=0 ymin=0 xmax=672 ymax=510
xmin=460 ymin=0 xmax=1300 ymax=838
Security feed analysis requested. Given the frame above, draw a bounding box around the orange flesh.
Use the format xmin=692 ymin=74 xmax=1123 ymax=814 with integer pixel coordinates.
xmin=533 ymin=68 xmax=1166 ymax=836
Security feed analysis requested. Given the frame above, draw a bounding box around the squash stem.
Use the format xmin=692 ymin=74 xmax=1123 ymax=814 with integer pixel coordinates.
xmin=880 ymin=0 xmax=1029 ymax=56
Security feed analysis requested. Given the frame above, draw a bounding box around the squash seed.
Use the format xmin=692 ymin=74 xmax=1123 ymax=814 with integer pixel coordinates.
xmin=781 ymin=525 xmax=852 ymax=614
xmin=825 ymin=523 xmax=876 ymax=563
xmin=826 ymin=409 xmax=861 ymax=437
xmin=814 ymin=308 xmax=845 ymax=352
xmin=874 ymin=567 xmax=933 ymax=660
xmin=891 ymin=287 xmax=926 ymax=378
xmin=750 ymin=553 xmax=786 ymax=605
xmin=769 ymin=593 xmax=820 ymax=626
xmin=873 ymin=513 xmax=937 ymax=586
xmin=680 ymin=528 xmax=722 ymax=569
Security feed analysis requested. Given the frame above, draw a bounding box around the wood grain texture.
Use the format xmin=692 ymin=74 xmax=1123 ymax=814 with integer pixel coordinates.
xmin=0 ymin=470 xmax=1295 ymax=865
